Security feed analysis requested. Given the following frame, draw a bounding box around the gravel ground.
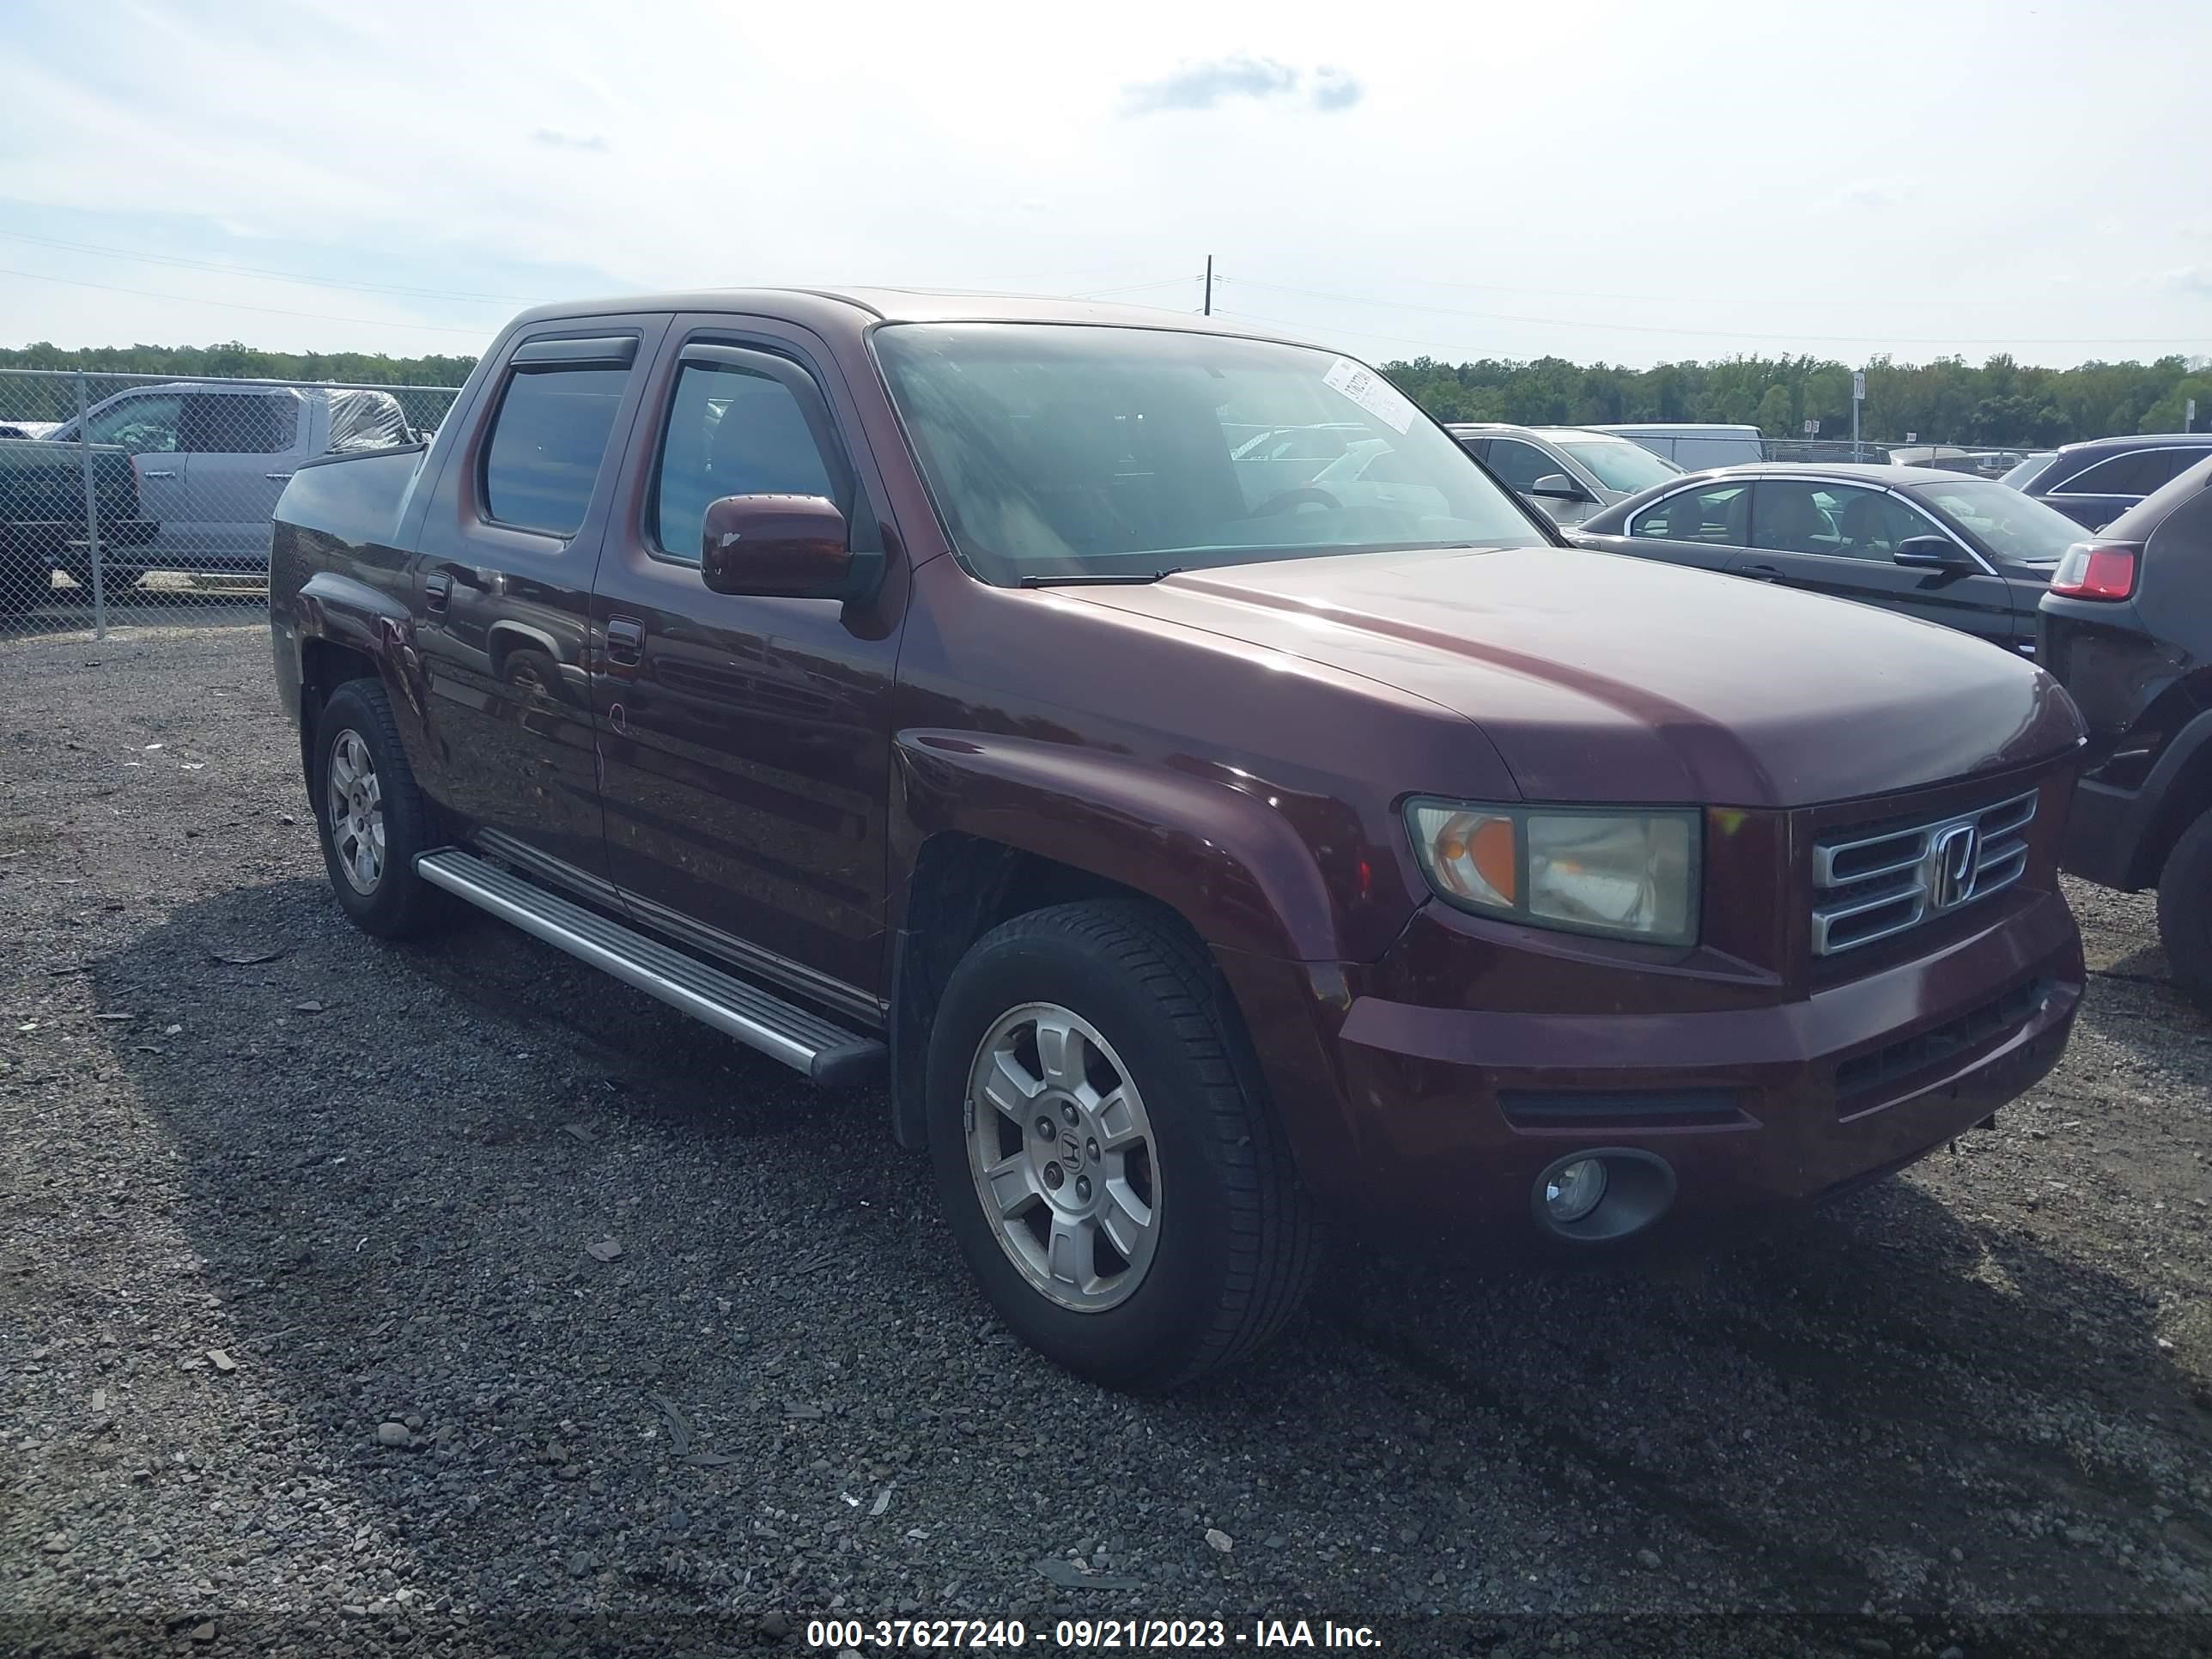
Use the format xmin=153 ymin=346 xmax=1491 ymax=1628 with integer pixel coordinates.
xmin=3 ymin=624 xmax=2209 ymax=1658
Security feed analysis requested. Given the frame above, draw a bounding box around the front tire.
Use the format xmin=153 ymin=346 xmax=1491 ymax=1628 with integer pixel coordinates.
xmin=2157 ymin=811 xmax=2212 ymax=1012
xmin=926 ymin=902 xmax=1318 ymax=1391
xmin=312 ymin=678 xmax=454 ymax=939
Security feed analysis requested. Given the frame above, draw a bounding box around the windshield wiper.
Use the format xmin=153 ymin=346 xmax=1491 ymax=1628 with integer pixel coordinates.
xmin=1018 ymin=571 xmax=1174 ymax=587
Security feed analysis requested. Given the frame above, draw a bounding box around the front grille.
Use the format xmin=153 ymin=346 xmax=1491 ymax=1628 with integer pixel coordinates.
xmin=1833 ymin=976 xmax=2049 ymax=1105
xmin=1811 ymin=789 xmax=2037 ymax=957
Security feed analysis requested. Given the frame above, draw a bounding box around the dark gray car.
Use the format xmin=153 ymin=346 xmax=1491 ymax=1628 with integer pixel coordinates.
xmin=1573 ymin=463 xmax=2089 ymax=656
xmin=2005 ymin=433 xmax=2212 ymax=531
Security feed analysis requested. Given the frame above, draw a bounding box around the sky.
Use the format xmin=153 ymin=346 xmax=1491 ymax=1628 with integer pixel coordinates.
xmin=0 ymin=0 xmax=2207 ymax=370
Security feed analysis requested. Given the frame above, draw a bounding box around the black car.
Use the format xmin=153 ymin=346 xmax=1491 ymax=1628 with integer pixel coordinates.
xmin=2037 ymin=452 xmax=2212 ymax=1006
xmin=2004 ymin=433 xmax=2212 ymax=532
xmin=1573 ymin=463 xmax=2084 ymax=655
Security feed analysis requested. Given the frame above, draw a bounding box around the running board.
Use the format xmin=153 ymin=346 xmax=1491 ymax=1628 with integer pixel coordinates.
xmin=415 ymin=849 xmax=884 ymax=1087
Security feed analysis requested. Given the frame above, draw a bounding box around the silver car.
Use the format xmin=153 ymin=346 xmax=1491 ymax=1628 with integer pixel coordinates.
xmin=1448 ymin=422 xmax=1683 ymax=526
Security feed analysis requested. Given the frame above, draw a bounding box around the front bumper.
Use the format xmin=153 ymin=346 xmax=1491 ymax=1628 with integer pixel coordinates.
xmin=1219 ymin=887 xmax=2082 ymax=1230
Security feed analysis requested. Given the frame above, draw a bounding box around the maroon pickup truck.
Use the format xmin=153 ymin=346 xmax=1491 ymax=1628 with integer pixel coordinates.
xmin=270 ymin=290 xmax=2085 ymax=1390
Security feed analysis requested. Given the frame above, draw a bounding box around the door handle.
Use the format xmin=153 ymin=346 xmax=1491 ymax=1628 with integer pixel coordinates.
xmin=423 ymin=571 xmax=451 ymax=612
xmin=605 ymin=616 xmax=646 ymax=667
xmin=1738 ymin=563 xmax=1783 ymax=580
xmin=140 ymin=468 xmax=178 ymax=480
xmin=264 ymin=471 xmax=294 ymax=483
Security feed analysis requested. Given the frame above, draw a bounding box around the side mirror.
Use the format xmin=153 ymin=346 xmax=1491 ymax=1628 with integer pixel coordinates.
xmin=1893 ymin=534 xmax=1977 ymax=570
xmin=1527 ymin=472 xmax=1589 ymax=501
xmin=700 ymin=494 xmax=854 ymax=599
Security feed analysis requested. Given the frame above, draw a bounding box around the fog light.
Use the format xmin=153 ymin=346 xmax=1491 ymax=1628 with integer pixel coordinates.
xmin=1543 ymin=1158 xmax=1608 ymax=1224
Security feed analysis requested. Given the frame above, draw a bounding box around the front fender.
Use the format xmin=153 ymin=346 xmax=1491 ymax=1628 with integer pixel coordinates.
xmin=892 ymin=728 xmax=1378 ymax=963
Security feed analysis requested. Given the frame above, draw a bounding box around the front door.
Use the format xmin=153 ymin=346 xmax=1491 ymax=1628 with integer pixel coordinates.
xmin=75 ymin=389 xmax=191 ymax=534
xmin=409 ymin=322 xmax=665 ymax=885
xmin=1735 ymin=479 xmax=2019 ymax=647
xmin=1485 ymin=435 xmax=1601 ymax=526
xmin=589 ymin=318 xmax=907 ymax=1006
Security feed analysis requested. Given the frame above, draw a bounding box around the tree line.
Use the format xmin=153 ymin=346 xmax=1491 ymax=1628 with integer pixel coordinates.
xmin=3 ymin=338 xmax=2207 ymax=448
xmin=1377 ymin=351 xmax=2212 ymax=447
xmin=0 ymin=340 xmax=477 ymax=420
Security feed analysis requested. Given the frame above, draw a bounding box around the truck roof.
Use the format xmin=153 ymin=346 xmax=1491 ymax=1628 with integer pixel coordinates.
xmin=505 ymin=287 xmax=1285 ymax=342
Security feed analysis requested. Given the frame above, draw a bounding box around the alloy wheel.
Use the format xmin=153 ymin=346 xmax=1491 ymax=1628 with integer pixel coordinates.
xmin=964 ymin=1002 xmax=1161 ymax=1313
xmin=325 ymin=727 xmax=386 ymax=895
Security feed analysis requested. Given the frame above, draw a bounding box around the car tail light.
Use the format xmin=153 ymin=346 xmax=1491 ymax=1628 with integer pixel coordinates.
xmin=2050 ymin=542 xmax=2138 ymax=601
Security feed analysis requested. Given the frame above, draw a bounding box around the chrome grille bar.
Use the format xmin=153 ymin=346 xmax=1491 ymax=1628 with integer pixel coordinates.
xmin=1811 ymin=789 xmax=2038 ymax=957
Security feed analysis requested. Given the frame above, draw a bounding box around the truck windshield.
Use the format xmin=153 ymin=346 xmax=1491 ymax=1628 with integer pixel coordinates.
xmin=873 ymin=323 xmax=1539 ymax=585
xmin=1550 ymin=436 xmax=1680 ymax=494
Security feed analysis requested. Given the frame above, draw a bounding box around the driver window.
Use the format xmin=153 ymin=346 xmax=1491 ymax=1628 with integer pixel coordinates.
xmin=87 ymin=393 xmax=183 ymax=453
xmin=1485 ymin=440 xmax=1557 ymax=492
xmin=653 ymin=361 xmax=840 ymax=563
xmin=1753 ymin=482 xmax=1917 ymax=560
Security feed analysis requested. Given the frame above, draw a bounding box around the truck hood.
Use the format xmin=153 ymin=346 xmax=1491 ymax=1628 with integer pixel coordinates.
xmin=1063 ymin=544 xmax=2081 ymax=808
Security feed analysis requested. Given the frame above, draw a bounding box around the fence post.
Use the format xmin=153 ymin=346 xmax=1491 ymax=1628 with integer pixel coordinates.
xmin=71 ymin=371 xmax=107 ymax=641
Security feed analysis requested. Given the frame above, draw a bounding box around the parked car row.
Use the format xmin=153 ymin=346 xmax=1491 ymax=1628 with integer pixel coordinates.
xmin=1566 ymin=462 xmax=2085 ymax=656
xmin=0 ymin=381 xmax=420 ymax=605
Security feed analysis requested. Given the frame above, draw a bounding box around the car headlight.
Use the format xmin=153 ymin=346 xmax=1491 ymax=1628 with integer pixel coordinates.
xmin=1404 ymin=799 xmax=1700 ymax=945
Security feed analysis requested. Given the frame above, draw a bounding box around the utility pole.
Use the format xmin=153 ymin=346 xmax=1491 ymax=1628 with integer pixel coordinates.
xmin=1203 ymin=255 xmax=1212 ymax=317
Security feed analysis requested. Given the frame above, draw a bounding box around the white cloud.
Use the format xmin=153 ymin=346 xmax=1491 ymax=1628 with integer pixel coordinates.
xmin=531 ymin=129 xmax=610 ymax=153
xmin=1118 ymin=54 xmax=1363 ymax=115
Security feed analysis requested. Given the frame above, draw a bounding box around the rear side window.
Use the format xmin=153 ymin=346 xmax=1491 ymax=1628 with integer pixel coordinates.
xmin=1632 ymin=482 xmax=1750 ymax=546
xmin=653 ymin=360 xmax=840 ymax=562
xmin=179 ymin=392 xmax=297 ymax=454
xmin=482 ymin=367 xmax=629 ymax=537
xmin=2057 ymin=449 xmax=2183 ymax=498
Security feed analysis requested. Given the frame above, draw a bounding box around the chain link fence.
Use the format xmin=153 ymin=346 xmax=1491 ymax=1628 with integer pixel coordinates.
xmin=1760 ymin=437 xmax=2034 ymax=475
xmin=0 ymin=368 xmax=460 ymax=639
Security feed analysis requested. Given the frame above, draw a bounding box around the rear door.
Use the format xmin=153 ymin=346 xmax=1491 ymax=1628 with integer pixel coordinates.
xmin=586 ymin=315 xmax=907 ymax=1006
xmin=1578 ymin=477 xmax=1751 ymax=573
xmin=175 ymin=389 xmax=311 ymax=567
xmin=409 ymin=319 xmax=667 ymax=885
xmin=1735 ymin=478 xmax=2019 ymax=647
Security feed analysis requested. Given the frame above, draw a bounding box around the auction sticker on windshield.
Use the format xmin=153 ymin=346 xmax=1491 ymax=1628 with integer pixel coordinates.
xmin=1322 ymin=358 xmax=1416 ymax=434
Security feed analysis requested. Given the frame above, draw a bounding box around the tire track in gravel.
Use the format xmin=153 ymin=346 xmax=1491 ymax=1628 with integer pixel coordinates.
xmin=1316 ymin=1306 xmax=1878 ymax=1605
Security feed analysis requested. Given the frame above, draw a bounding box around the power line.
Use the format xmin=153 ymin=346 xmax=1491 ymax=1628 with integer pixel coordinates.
xmin=0 ymin=265 xmax=492 ymax=337
xmin=1223 ymin=276 xmax=2207 ymax=349
xmin=0 ymin=228 xmax=540 ymax=305
xmin=1069 ymin=277 xmax=1197 ymax=299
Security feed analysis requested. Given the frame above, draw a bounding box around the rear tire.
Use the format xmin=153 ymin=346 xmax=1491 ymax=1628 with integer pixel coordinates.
xmin=926 ymin=901 xmax=1318 ymax=1391
xmin=312 ymin=678 xmax=454 ymax=939
xmin=2157 ymin=811 xmax=2212 ymax=1012
xmin=0 ymin=555 xmax=49 ymax=614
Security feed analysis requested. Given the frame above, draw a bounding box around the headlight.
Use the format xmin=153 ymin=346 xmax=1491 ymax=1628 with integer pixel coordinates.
xmin=1405 ymin=799 xmax=1700 ymax=945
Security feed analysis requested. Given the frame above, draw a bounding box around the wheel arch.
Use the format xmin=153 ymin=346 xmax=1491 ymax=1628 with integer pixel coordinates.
xmin=2135 ymin=719 xmax=2212 ymax=888
xmin=885 ymin=731 xmax=1359 ymax=1153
